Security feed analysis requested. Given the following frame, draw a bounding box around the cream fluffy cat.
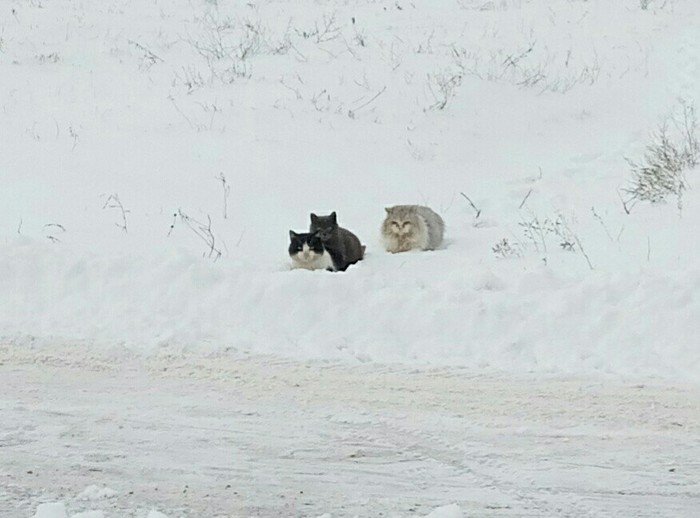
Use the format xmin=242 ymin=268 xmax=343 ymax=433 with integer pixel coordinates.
xmin=381 ymin=205 xmax=444 ymax=253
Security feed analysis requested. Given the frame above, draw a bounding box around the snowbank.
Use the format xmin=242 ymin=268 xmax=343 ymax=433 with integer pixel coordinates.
xmin=2 ymin=238 xmax=699 ymax=381
xmin=2 ymin=0 xmax=700 ymax=382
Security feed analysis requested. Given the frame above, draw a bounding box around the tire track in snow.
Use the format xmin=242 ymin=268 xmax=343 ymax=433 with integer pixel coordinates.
xmin=0 ymin=349 xmax=699 ymax=517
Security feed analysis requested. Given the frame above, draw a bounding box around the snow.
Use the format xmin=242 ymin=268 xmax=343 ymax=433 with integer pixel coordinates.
xmin=2 ymin=0 xmax=700 ymax=515
xmin=8 ymin=357 xmax=700 ymax=517
xmin=32 ymin=503 xmax=67 ymax=518
xmin=71 ymin=512 xmax=105 ymax=518
xmin=3 ymin=243 xmax=699 ymax=379
xmin=424 ymin=505 xmax=463 ymax=518
xmin=75 ymin=486 xmax=117 ymax=502
xmin=2 ymin=0 xmax=700 ymax=380
xmin=31 ymin=503 xmax=105 ymax=518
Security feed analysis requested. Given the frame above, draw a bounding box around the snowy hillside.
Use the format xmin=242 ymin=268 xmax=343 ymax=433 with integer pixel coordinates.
xmin=2 ymin=0 xmax=700 ymax=381
xmin=3 ymin=2 xmax=700 ymax=517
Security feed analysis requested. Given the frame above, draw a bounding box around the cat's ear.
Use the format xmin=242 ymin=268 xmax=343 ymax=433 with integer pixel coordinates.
xmin=384 ymin=207 xmax=391 ymax=214
xmin=310 ymin=213 xmax=318 ymax=223
xmin=289 ymin=230 xmax=298 ymax=240
xmin=330 ymin=211 xmax=337 ymax=223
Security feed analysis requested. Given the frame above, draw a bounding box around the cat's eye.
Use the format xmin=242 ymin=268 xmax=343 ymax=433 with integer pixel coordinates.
xmin=402 ymin=222 xmax=411 ymax=227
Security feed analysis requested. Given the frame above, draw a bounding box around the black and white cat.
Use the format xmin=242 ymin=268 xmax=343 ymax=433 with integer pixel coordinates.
xmin=288 ymin=231 xmax=334 ymax=271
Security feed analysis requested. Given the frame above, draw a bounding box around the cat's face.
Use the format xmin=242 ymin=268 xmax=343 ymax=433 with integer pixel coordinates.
xmin=383 ymin=207 xmax=415 ymax=236
xmin=309 ymin=212 xmax=338 ymax=241
xmin=289 ymin=231 xmax=325 ymax=263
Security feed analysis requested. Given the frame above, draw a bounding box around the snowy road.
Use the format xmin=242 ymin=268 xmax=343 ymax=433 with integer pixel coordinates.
xmin=1 ymin=349 xmax=699 ymax=517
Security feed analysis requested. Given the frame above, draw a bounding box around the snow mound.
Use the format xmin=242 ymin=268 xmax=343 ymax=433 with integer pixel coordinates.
xmin=424 ymin=504 xmax=464 ymax=518
xmin=3 ymin=241 xmax=699 ymax=382
xmin=71 ymin=512 xmax=105 ymax=518
xmin=76 ymin=485 xmax=118 ymax=501
xmin=32 ymin=503 xmax=108 ymax=518
xmin=33 ymin=503 xmax=67 ymax=518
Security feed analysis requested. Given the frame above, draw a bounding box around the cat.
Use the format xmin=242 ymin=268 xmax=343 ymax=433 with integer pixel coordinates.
xmin=288 ymin=231 xmax=334 ymax=271
xmin=309 ymin=212 xmax=365 ymax=272
xmin=381 ymin=205 xmax=445 ymax=253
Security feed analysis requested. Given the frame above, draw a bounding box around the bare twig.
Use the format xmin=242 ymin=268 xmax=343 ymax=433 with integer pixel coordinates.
xmin=519 ymin=215 xmax=548 ymax=258
xmin=175 ymin=65 xmax=206 ymax=94
xmin=624 ymin=101 xmax=697 ymax=207
xmin=167 ymin=212 xmax=178 ymax=237
xmin=617 ymin=188 xmax=634 ymax=215
xmin=217 ymin=172 xmax=231 ymax=219
xmin=128 ymin=39 xmax=164 ymax=69
xmin=195 ymin=101 xmax=220 ymax=131
xmin=311 ymin=89 xmax=330 ymax=112
xmin=287 ymin=41 xmax=308 ymax=62
xmin=572 ymin=233 xmax=594 ymax=270
xmin=102 ymin=193 xmax=129 ymax=233
xmin=173 ymin=209 xmax=222 ymax=260
xmin=492 ymin=237 xmax=522 ymax=259
xmin=591 ymin=206 xmax=614 ymax=242
xmin=426 ymin=71 xmax=462 ymax=111
xmin=69 ymin=125 xmax=79 ymax=150
xmin=315 ymin=14 xmax=341 ymax=43
xmin=44 ymin=223 xmax=66 ymax=243
xmin=518 ymin=212 xmax=592 ymax=269
xmin=169 ymin=96 xmax=204 ymax=131
xmin=280 ymin=77 xmax=303 ymax=100
xmin=518 ymin=188 xmax=533 ymax=210
xmin=617 ymin=225 xmax=625 ymax=242
xmin=348 ymin=86 xmax=386 ymax=118
xmin=502 ymin=41 xmax=536 ymax=69
xmin=44 ymin=223 xmax=65 ymax=231
xmin=459 ymin=192 xmax=481 ymax=219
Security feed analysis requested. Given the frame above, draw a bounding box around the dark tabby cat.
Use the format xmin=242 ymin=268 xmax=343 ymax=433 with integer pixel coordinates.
xmin=288 ymin=231 xmax=333 ymax=271
xmin=309 ymin=212 xmax=365 ymax=272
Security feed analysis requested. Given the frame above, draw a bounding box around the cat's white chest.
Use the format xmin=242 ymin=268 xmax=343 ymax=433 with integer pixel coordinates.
xmin=291 ymin=245 xmax=334 ymax=271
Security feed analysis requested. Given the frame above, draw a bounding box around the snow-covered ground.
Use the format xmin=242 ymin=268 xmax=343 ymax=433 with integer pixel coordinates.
xmin=2 ymin=0 xmax=700 ymax=378
xmin=2 ymin=0 xmax=700 ymax=515
xmin=2 ymin=352 xmax=699 ymax=517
